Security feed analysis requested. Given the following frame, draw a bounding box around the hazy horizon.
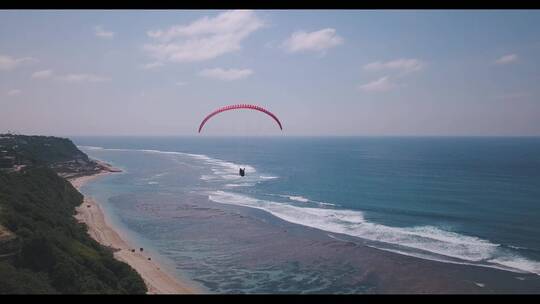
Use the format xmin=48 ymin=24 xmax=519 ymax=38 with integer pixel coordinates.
xmin=2 ymin=10 xmax=540 ymax=136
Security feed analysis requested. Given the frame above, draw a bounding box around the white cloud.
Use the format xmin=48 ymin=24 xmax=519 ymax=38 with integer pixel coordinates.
xmin=31 ymin=69 xmax=54 ymax=79
xmin=95 ymin=26 xmax=115 ymax=39
xmin=29 ymin=70 xmax=110 ymax=83
xmin=283 ymin=28 xmax=343 ymax=53
xmin=364 ymin=58 xmax=424 ymax=73
xmin=494 ymin=54 xmax=518 ymax=65
xmin=59 ymin=73 xmax=111 ymax=83
xmin=139 ymin=62 xmax=164 ymax=70
xmin=199 ymin=68 xmax=253 ymax=81
xmin=358 ymin=76 xmax=395 ymax=92
xmin=0 ymin=54 xmax=37 ymax=71
xmin=7 ymin=89 xmax=21 ymax=96
xmin=144 ymin=10 xmax=264 ymax=63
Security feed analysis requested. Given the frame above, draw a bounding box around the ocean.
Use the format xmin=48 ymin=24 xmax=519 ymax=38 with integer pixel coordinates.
xmin=73 ymin=136 xmax=540 ymax=293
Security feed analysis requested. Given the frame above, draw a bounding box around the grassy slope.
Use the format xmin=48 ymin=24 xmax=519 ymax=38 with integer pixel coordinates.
xmin=0 ymin=135 xmax=147 ymax=294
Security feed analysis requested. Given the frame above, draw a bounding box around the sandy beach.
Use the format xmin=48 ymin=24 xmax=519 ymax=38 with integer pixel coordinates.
xmin=69 ymin=165 xmax=199 ymax=294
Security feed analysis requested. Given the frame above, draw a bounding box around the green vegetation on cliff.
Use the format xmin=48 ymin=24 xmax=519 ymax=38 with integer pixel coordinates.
xmin=0 ymin=134 xmax=88 ymax=165
xmin=0 ymin=134 xmax=108 ymax=177
xmin=0 ymin=134 xmax=147 ymax=294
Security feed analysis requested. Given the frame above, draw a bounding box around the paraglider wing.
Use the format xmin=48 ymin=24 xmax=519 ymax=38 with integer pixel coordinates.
xmin=198 ymin=104 xmax=283 ymax=133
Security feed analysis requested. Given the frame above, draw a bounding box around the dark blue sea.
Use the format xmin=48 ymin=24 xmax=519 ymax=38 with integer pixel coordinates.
xmin=73 ymin=136 xmax=540 ymax=293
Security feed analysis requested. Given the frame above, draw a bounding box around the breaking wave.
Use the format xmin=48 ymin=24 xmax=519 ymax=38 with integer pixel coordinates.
xmin=208 ymin=190 xmax=540 ymax=276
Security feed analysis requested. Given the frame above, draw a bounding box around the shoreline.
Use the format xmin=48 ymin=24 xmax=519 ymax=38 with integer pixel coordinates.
xmin=66 ymin=154 xmax=540 ymax=293
xmin=69 ymin=162 xmax=200 ymax=294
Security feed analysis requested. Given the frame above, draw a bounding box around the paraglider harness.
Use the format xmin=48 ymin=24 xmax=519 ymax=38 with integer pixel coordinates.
xmin=239 ymin=168 xmax=245 ymax=177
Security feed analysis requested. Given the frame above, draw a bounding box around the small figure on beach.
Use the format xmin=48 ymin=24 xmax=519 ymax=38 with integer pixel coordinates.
xmin=140 ymin=247 xmax=144 ymax=252
xmin=239 ymin=168 xmax=245 ymax=177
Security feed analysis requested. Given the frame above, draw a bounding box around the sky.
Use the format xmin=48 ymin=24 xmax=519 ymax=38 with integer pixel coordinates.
xmin=1 ymin=10 xmax=540 ymax=136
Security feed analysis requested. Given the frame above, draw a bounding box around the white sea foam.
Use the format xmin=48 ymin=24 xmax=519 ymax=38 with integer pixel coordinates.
xmin=79 ymin=146 xmax=130 ymax=152
xmin=488 ymin=257 xmax=540 ymax=276
xmin=181 ymin=152 xmax=261 ymax=184
xmin=208 ymin=190 xmax=540 ymax=276
xmin=318 ymin=202 xmax=337 ymax=207
xmin=474 ymin=282 xmax=485 ymax=288
xmin=147 ymin=181 xmax=158 ymax=185
xmin=79 ymin=146 xmax=276 ymax=187
xmin=364 ymin=245 xmax=527 ymax=274
xmin=226 ymin=183 xmax=256 ymax=187
xmin=278 ymin=194 xmax=336 ymax=206
xmin=287 ymin=195 xmax=310 ymax=203
xmin=78 ymin=145 xmax=104 ymax=150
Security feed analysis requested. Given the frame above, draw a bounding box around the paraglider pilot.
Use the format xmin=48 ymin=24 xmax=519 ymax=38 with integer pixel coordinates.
xmin=239 ymin=168 xmax=245 ymax=177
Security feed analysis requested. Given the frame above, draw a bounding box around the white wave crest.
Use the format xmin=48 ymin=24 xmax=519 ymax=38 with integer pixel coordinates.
xmin=287 ymin=195 xmax=309 ymax=203
xmin=78 ymin=146 xmax=271 ymax=184
xmin=208 ymin=190 xmax=540 ymax=276
xmin=78 ymin=145 xmax=104 ymax=150
xmin=226 ymin=183 xmax=256 ymax=187
xmin=278 ymin=194 xmax=336 ymax=206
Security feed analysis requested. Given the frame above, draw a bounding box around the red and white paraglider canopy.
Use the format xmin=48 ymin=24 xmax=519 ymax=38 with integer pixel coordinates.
xmin=198 ymin=104 xmax=283 ymax=133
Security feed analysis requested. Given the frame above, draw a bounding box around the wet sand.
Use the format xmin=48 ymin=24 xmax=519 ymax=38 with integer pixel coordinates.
xmin=69 ymin=168 xmax=200 ymax=294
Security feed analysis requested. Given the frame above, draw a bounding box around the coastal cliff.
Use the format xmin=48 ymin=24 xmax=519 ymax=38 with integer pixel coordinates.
xmin=0 ymin=134 xmax=147 ymax=294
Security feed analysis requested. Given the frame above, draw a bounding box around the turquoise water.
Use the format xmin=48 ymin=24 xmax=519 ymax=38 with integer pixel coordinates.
xmin=73 ymin=136 xmax=540 ymax=292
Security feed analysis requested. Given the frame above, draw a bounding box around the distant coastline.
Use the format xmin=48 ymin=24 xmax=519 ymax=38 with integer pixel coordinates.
xmin=68 ymin=161 xmax=200 ymax=294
